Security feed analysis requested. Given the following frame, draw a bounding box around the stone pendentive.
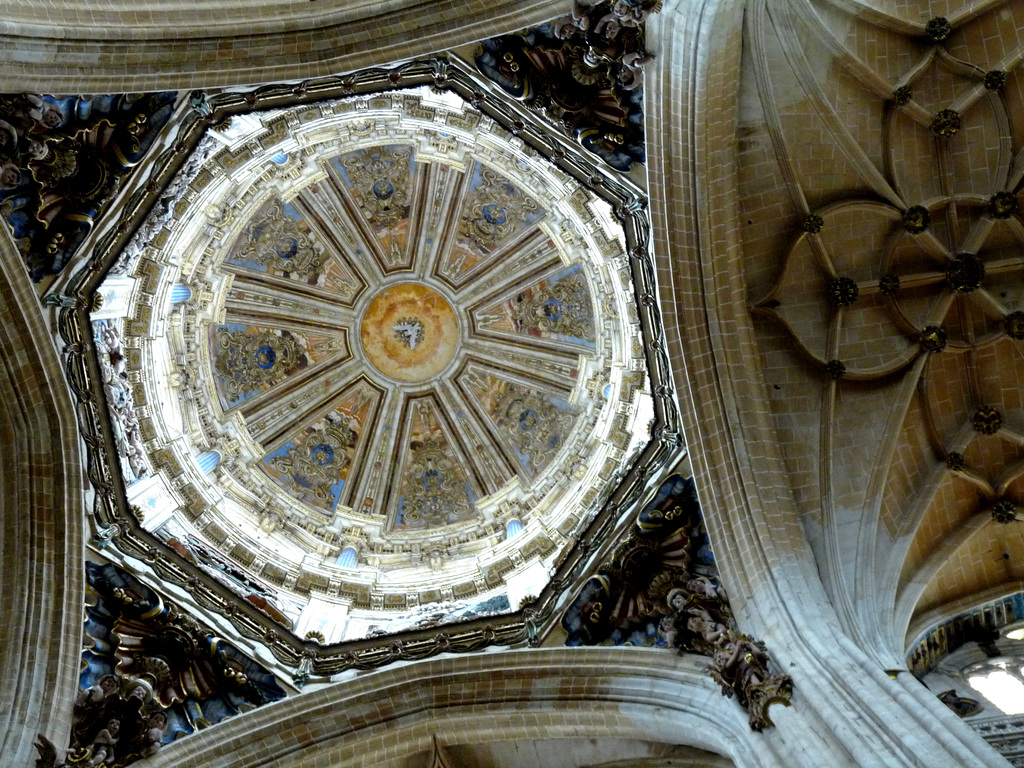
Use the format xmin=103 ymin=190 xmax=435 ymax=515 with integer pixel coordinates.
xmin=561 ymin=475 xmax=793 ymax=731
xmin=34 ymin=563 xmax=285 ymax=768
xmin=0 ymin=91 xmax=176 ymax=280
xmin=474 ymin=1 xmax=660 ymax=171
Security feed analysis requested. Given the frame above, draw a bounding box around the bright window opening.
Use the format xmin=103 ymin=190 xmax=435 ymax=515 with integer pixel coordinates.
xmin=969 ymin=666 xmax=1024 ymax=715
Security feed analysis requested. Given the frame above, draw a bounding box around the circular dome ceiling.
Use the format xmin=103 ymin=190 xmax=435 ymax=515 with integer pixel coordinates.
xmin=114 ymin=88 xmax=648 ymax=640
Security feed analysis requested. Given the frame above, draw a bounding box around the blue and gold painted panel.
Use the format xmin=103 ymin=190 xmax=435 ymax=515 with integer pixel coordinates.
xmin=463 ymin=372 xmax=579 ymax=479
xmin=393 ymin=398 xmax=477 ymax=530
xmin=475 ymin=264 xmax=596 ymax=349
xmin=439 ymin=161 xmax=545 ymax=282
xmin=330 ymin=144 xmax=415 ymax=267
xmin=260 ymin=385 xmax=377 ymax=513
xmin=208 ymin=324 xmax=345 ymax=410
xmin=223 ymin=197 xmax=362 ymax=297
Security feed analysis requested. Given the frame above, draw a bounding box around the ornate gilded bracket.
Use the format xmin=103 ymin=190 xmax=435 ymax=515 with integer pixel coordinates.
xmin=562 ymin=475 xmax=794 ymax=731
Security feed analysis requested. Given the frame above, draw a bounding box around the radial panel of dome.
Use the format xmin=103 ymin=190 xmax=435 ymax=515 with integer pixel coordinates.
xmin=107 ymin=86 xmax=647 ymax=642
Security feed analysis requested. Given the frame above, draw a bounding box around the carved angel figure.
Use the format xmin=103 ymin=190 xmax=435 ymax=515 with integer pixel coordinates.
xmin=87 ymin=718 xmax=120 ymax=766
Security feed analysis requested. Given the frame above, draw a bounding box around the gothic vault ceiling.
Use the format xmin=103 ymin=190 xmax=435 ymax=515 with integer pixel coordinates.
xmin=734 ymin=0 xmax=1024 ymax=660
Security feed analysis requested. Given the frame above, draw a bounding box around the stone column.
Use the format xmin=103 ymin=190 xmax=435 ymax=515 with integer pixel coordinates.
xmin=646 ymin=0 xmax=1009 ymax=764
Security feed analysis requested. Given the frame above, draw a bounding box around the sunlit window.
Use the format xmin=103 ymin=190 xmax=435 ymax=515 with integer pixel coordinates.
xmin=968 ymin=662 xmax=1024 ymax=715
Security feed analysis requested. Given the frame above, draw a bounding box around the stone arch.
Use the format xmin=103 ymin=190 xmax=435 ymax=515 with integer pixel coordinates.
xmin=0 ymin=1 xmax=565 ymax=92
xmin=145 ymin=647 xmax=774 ymax=768
xmin=0 ymin=229 xmax=85 ymax=765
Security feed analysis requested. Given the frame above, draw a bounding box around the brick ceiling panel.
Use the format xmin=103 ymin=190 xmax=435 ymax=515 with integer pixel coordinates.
xmin=741 ymin=0 xmax=1024 ymax=652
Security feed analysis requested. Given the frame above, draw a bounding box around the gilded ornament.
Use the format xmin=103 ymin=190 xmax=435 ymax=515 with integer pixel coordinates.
xmin=233 ymin=201 xmax=322 ymax=274
xmin=512 ymin=270 xmax=595 ymax=341
xmin=1004 ymin=312 xmax=1024 ymax=340
xmin=931 ymin=109 xmax=961 ymax=137
xmin=460 ymin=165 xmax=541 ymax=251
xmin=829 ymin=277 xmax=859 ymax=307
xmin=984 ymin=70 xmax=1007 ymax=91
xmin=992 ymin=499 xmax=1017 ymax=524
xmin=878 ymin=273 xmax=900 ymax=294
xmin=400 ymin=438 xmax=475 ymax=528
xmin=304 ymin=630 xmax=326 ymax=643
xmin=269 ymin=413 xmax=358 ymax=505
xmin=902 ymin=206 xmax=930 ymax=233
xmin=893 ymin=86 xmax=913 ymax=106
xmin=0 ymin=91 xmax=179 ymax=279
xmin=824 ymin=359 xmax=846 ymax=379
xmin=945 ymin=253 xmax=984 ymax=292
xmin=972 ymin=406 xmax=1002 ymax=435
xmin=945 ymin=453 xmax=966 ymax=472
xmin=918 ymin=325 xmax=946 ymax=353
xmin=490 ymin=383 xmax=577 ymax=476
xmin=803 ymin=214 xmax=824 ymax=234
xmin=989 ymin=192 xmax=1018 ymax=219
xmin=340 ymin=144 xmax=413 ymax=229
xmin=126 ymin=113 xmax=148 ymax=137
xmin=213 ymin=327 xmax=299 ymax=401
xmin=925 ymin=17 xmax=951 ymax=42
xmin=33 ymin=141 xmax=80 ymax=187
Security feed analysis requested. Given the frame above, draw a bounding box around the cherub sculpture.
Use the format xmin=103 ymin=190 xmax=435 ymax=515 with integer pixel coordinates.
xmin=87 ymin=718 xmax=120 ymax=766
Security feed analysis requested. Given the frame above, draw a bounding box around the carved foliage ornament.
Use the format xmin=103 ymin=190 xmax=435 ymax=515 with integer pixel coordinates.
xmin=561 ymin=475 xmax=793 ymax=730
xmin=96 ymin=321 xmax=150 ymax=481
xmin=35 ymin=562 xmax=284 ymax=768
